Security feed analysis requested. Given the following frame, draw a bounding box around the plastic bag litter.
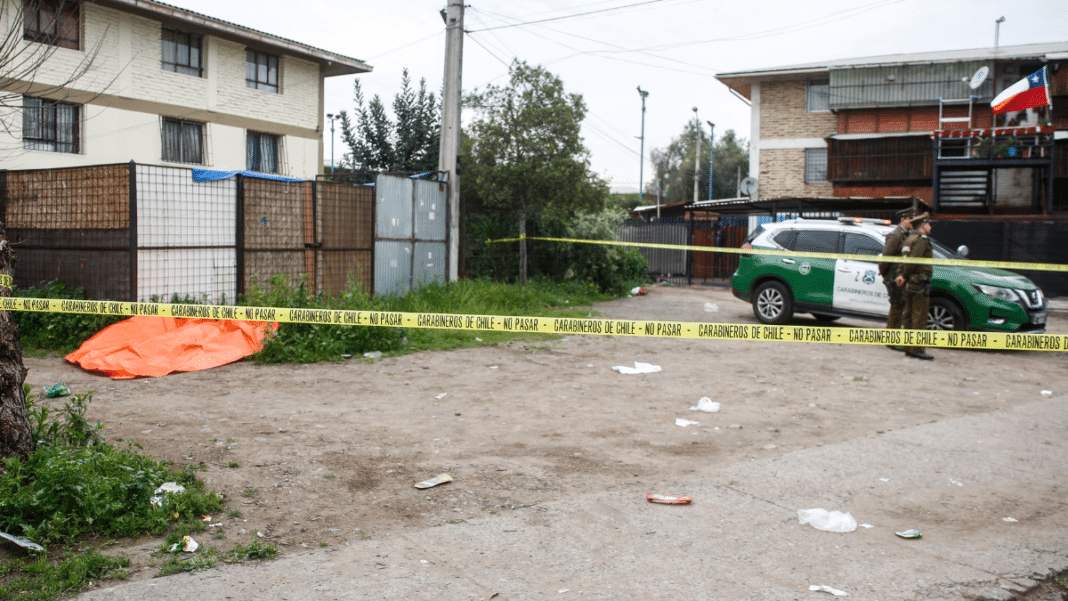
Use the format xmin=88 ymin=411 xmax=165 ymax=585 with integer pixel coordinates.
xmin=704 ymin=303 xmax=718 ymax=312
xmin=798 ymin=508 xmax=857 ymax=533
xmin=612 ymin=362 xmax=661 ymax=375
xmin=1041 ymin=390 xmax=1053 ymax=396
xmin=169 ymin=535 xmax=198 ymax=553
xmin=363 ymin=351 xmax=383 ymax=359
xmin=690 ymin=397 xmax=720 ymax=412
xmin=0 ymin=531 xmax=44 ymax=551
xmin=414 ymin=473 xmax=453 ymax=489
xmin=809 ymin=584 xmax=848 ymax=596
xmin=675 ymin=418 xmax=699 ymax=427
xmin=44 ymin=383 xmax=70 ymax=398
xmin=150 ymin=482 xmax=186 ymax=507
xmin=630 ymin=287 xmax=648 ymax=296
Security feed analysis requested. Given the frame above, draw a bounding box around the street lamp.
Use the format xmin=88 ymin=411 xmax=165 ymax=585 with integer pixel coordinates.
xmin=706 ymin=121 xmax=714 ymax=201
xmin=637 ymin=86 xmax=649 ymax=201
xmin=994 ymin=16 xmax=1005 ymax=51
xmin=326 ymin=113 xmax=336 ymax=174
xmin=692 ymin=107 xmax=700 ymax=204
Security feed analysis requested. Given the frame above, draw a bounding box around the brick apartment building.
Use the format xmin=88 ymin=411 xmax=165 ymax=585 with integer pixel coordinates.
xmin=715 ymin=42 xmax=1068 ymax=216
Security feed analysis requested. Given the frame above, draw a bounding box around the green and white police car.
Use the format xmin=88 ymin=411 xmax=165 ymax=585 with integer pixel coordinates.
xmin=731 ymin=217 xmax=1048 ymax=332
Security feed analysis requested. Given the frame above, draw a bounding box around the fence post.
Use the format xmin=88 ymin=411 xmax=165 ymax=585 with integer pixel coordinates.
xmin=687 ymin=215 xmax=694 ymax=286
xmin=236 ymin=174 xmax=245 ymax=299
xmin=128 ymin=160 xmax=137 ymax=302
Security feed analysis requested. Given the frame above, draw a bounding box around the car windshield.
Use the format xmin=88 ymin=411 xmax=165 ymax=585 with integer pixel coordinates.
xmin=929 ymin=237 xmax=965 ymax=260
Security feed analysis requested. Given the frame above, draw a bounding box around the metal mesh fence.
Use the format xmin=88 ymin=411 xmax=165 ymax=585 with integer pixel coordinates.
xmin=241 ymin=177 xmax=312 ymax=296
xmin=318 ymin=181 xmax=374 ymax=296
xmin=135 ymin=164 xmax=236 ymax=303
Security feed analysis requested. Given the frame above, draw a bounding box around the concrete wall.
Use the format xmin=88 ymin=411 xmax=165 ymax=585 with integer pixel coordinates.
xmin=0 ymin=0 xmax=324 ymax=178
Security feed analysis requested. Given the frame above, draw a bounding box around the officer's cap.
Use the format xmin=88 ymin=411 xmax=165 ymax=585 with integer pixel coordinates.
xmin=911 ymin=212 xmax=929 ymax=227
xmin=895 ymin=207 xmax=916 ymax=218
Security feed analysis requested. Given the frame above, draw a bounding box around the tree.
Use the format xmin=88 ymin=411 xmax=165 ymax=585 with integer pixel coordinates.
xmin=463 ymin=60 xmax=608 ymax=285
xmin=1 ymin=0 xmax=105 ymax=465
xmin=648 ymin=125 xmax=749 ymax=206
xmin=337 ymin=69 xmax=440 ymax=173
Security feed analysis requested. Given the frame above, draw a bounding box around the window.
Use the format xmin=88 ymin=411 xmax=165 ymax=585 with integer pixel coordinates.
xmin=161 ymin=118 xmax=204 ymax=164
xmin=805 ymin=148 xmax=828 ymax=183
xmin=245 ymin=49 xmax=279 ymax=93
xmin=162 ymin=27 xmax=202 ymax=77
xmin=844 ymin=233 xmax=884 ymax=256
xmin=791 ymin=230 xmax=839 ymax=254
xmin=22 ymin=96 xmax=79 ymax=153
xmin=23 ymin=0 xmax=79 ymax=49
xmin=807 ymin=77 xmax=829 ymax=112
xmin=247 ymin=131 xmax=279 ymax=173
xmin=772 ymin=230 xmax=794 ymax=249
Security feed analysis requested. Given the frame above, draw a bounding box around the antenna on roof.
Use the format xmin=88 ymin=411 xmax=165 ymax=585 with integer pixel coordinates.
xmin=994 ymin=16 xmax=1005 ymax=51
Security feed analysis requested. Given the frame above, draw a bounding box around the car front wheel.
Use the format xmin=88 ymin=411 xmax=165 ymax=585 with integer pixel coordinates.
xmin=753 ymin=281 xmax=793 ymax=325
xmin=928 ymin=297 xmax=965 ymax=330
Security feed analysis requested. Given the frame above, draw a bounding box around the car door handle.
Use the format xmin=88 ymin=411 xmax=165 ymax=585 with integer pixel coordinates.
xmin=781 ymin=258 xmax=796 ymax=264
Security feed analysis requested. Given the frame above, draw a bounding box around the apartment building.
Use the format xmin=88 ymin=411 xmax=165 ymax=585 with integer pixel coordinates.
xmin=1 ymin=0 xmax=370 ymax=178
xmin=715 ymin=42 xmax=1068 ymax=215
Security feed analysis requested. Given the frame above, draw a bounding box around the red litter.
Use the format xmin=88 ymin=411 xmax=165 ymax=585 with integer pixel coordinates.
xmin=647 ymin=493 xmax=691 ymax=505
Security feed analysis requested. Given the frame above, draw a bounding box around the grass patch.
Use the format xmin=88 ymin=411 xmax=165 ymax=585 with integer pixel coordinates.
xmin=245 ymin=276 xmax=614 ymax=363
xmin=0 ymin=548 xmax=130 ymax=600
xmin=0 ymin=388 xmax=229 ymax=600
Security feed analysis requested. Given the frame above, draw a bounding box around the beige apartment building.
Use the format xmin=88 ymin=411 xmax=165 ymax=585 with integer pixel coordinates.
xmin=0 ymin=0 xmax=370 ymax=178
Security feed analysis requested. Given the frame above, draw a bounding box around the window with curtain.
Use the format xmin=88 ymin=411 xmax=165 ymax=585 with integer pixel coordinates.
xmin=23 ymin=0 xmax=80 ymax=49
xmin=162 ymin=27 xmax=202 ymax=77
xmin=23 ymin=96 xmax=79 ymax=153
xmin=246 ymin=131 xmax=279 ymax=173
xmin=245 ymin=49 xmax=279 ymax=93
xmin=161 ymin=118 xmax=204 ymax=164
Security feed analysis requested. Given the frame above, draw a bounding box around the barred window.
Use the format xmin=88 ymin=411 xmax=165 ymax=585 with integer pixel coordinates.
xmin=247 ymin=131 xmax=279 ymax=173
xmin=162 ymin=27 xmax=202 ymax=77
xmin=23 ymin=0 xmax=79 ymax=49
xmin=805 ymin=147 xmax=828 ymax=183
xmin=807 ymin=77 xmax=829 ymax=112
xmin=245 ymin=49 xmax=279 ymax=93
xmin=23 ymin=96 xmax=79 ymax=153
xmin=161 ymin=118 xmax=204 ymax=164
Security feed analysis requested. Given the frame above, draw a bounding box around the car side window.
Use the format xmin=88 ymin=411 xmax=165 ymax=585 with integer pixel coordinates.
xmin=844 ymin=233 xmax=883 ymax=256
xmin=792 ymin=230 xmax=840 ymax=254
xmin=772 ymin=230 xmax=794 ymax=249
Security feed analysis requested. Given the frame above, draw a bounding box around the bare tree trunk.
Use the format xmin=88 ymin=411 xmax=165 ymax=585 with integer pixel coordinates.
xmin=0 ymin=231 xmax=32 ymax=466
xmin=518 ymin=212 xmax=527 ymax=288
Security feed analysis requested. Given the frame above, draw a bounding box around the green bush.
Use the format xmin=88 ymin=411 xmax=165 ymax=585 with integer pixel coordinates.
xmin=242 ymin=274 xmax=405 ymax=363
xmin=12 ymin=281 xmax=124 ymax=354
xmin=26 ymin=386 xmax=105 ymax=449
xmin=560 ymin=208 xmax=648 ymax=295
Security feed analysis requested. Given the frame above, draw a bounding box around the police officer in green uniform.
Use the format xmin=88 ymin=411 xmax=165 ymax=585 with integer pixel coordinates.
xmin=894 ymin=213 xmax=933 ymax=361
xmin=879 ymin=207 xmax=914 ymax=350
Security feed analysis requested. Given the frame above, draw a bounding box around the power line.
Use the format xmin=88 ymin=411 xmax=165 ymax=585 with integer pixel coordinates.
xmin=468 ymin=0 xmax=666 ymax=33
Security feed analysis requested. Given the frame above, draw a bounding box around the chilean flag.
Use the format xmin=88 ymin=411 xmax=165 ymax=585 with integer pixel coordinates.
xmin=991 ymin=67 xmax=1051 ymax=114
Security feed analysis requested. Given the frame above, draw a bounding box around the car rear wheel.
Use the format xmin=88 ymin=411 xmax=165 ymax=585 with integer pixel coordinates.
xmin=753 ymin=281 xmax=793 ymax=325
xmin=928 ymin=297 xmax=965 ymax=330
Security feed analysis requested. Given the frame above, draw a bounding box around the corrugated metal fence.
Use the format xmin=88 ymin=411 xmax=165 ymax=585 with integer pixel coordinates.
xmin=1 ymin=162 xmax=446 ymax=302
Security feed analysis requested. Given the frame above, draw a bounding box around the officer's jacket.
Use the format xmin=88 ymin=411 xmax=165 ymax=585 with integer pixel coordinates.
xmin=879 ymin=225 xmax=910 ymax=279
xmin=898 ymin=232 xmax=932 ymax=283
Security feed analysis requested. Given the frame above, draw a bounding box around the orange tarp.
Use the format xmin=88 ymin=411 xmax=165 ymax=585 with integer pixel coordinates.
xmin=66 ymin=317 xmax=277 ymax=380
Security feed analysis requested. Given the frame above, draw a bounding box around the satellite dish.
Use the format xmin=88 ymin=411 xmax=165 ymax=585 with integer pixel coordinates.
xmin=968 ymin=66 xmax=990 ymax=90
xmin=740 ymin=177 xmax=758 ymax=198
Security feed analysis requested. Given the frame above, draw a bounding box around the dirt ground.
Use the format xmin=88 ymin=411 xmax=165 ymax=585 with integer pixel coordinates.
xmin=16 ymin=284 xmax=1068 ymax=596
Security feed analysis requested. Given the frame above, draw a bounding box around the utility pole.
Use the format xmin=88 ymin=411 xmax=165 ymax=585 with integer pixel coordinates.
xmin=637 ymin=87 xmax=648 ymax=201
xmin=706 ymin=121 xmax=714 ymax=201
xmin=692 ymin=107 xmax=700 ymax=205
xmin=439 ymin=0 xmax=464 ymax=281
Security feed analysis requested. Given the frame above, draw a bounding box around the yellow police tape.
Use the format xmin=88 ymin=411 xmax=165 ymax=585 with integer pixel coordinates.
xmin=0 ymin=275 xmax=12 ymax=287
xmin=489 ymin=235 xmax=1068 ymax=273
xmin=2 ymin=297 xmax=1064 ymax=352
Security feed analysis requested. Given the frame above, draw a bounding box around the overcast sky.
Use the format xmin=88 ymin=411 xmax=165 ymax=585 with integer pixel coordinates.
xmin=164 ymin=0 xmax=1067 ymax=192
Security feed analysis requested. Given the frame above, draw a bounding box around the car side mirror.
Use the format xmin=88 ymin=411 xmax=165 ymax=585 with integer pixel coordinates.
xmin=956 ymin=244 xmax=969 ymax=258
